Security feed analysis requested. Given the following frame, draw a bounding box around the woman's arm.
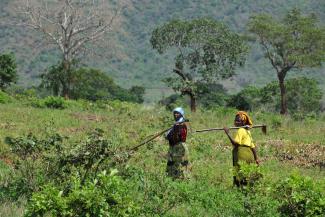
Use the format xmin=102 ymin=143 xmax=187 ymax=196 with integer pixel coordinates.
xmin=223 ymin=127 xmax=240 ymax=147
xmin=252 ymin=147 xmax=260 ymax=165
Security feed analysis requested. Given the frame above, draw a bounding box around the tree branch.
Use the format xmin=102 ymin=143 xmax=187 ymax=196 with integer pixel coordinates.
xmin=173 ymin=67 xmax=187 ymax=81
xmin=260 ymin=38 xmax=280 ymax=73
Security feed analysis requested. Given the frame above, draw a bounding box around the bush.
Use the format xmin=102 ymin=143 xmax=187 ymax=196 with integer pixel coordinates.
xmin=0 ymin=90 xmax=11 ymax=103
xmin=2 ymin=133 xmax=65 ymax=200
xmin=196 ymin=82 xmax=229 ymax=108
xmin=32 ymin=96 xmax=67 ymax=109
xmin=227 ymin=86 xmax=260 ymax=111
xmin=228 ymin=77 xmax=323 ymax=114
xmin=0 ymin=53 xmax=17 ymax=90
xmin=41 ymin=64 xmax=145 ymax=103
xmin=275 ymin=173 xmax=325 ymax=217
xmin=261 ymin=77 xmax=322 ymax=114
xmin=1 ymin=128 xmax=130 ymax=202
xmin=159 ymin=94 xmax=188 ymax=111
xmin=43 ymin=96 xmax=66 ymax=109
xmin=25 ymin=170 xmax=138 ymax=217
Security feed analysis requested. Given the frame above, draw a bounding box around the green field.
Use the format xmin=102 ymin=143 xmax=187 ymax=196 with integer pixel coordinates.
xmin=0 ymin=100 xmax=324 ymax=216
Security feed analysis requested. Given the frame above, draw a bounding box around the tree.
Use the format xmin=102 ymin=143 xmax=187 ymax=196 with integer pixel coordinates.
xmin=248 ymin=8 xmax=325 ymax=115
xmin=0 ymin=53 xmax=17 ymax=90
xmin=129 ymin=86 xmax=145 ymax=103
xmin=40 ymin=60 xmax=76 ymax=97
xmin=150 ymin=18 xmax=248 ymax=112
xmin=196 ymin=82 xmax=228 ymax=108
xmin=70 ymin=68 xmax=116 ymax=101
xmin=261 ymin=77 xmax=323 ymax=114
xmin=16 ymin=0 xmax=123 ymax=98
xmin=227 ymin=77 xmax=323 ymax=114
xmin=41 ymin=63 xmax=146 ymax=103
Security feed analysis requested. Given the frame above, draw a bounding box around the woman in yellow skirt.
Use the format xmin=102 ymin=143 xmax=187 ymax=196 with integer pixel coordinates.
xmin=224 ymin=111 xmax=260 ymax=187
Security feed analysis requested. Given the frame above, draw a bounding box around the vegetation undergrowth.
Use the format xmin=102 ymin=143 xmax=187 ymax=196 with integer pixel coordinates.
xmin=0 ymin=99 xmax=324 ymax=216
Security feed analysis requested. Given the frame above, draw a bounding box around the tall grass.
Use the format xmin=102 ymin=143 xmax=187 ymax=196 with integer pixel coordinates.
xmin=0 ymin=101 xmax=324 ymax=216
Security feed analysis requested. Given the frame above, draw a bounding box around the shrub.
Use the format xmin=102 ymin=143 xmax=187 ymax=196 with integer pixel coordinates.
xmin=0 ymin=53 xmax=17 ymax=90
xmin=227 ymin=86 xmax=261 ymax=111
xmin=1 ymin=128 xmax=130 ymax=202
xmin=196 ymin=82 xmax=229 ymax=108
xmin=159 ymin=94 xmax=188 ymax=111
xmin=2 ymin=133 xmax=65 ymax=200
xmin=275 ymin=173 xmax=325 ymax=217
xmin=0 ymin=90 xmax=11 ymax=103
xmin=261 ymin=77 xmax=323 ymax=114
xmin=43 ymin=96 xmax=66 ymax=109
xmin=228 ymin=77 xmax=323 ymax=114
xmin=32 ymin=96 xmax=67 ymax=109
xmin=25 ymin=170 xmax=138 ymax=217
xmin=41 ymin=64 xmax=145 ymax=103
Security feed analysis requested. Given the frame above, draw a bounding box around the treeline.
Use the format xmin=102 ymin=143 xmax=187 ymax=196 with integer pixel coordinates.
xmin=0 ymin=53 xmax=145 ymax=104
xmin=0 ymin=51 xmax=323 ymax=116
xmin=161 ymin=77 xmax=323 ymax=115
xmin=152 ymin=9 xmax=324 ymax=114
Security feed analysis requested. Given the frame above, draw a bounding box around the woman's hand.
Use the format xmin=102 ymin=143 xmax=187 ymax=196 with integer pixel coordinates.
xmin=223 ymin=127 xmax=230 ymax=134
xmin=255 ymin=159 xmax=260 ymax=166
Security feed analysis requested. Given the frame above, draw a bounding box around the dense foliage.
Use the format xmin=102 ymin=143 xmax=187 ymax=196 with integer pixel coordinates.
xmin=248 ymin=8 xmax=325 ymax=114
xmin=41 ymin=63 xmax=145 ymax=103
xmin=0 ymin=53 xmax=17 ymax=90
xmin=151 ymin=18 xmax=248 ymax=111
xmin=228 ymin=77 xmax=323 ymax=114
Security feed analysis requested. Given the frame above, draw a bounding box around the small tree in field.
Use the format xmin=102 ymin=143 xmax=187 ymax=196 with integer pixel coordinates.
xmin=248 ymin=9 xmax=325 ymax=115
xmin=151 ymin=18 xmax=248 ymax=112
xmin=0 ymin=53 xmax=17 ymax=90
xmin=15 ymin=0 xmax=123 ymax=98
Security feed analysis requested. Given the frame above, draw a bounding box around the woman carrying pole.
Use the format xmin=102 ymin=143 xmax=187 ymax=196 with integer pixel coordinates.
xmin=223 ymin=111 xmax=260 ymax=187
xmin=166 ymin=107 xmax=191 ymax=179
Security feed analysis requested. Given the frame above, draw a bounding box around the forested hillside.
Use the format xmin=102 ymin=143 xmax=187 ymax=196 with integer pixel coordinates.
xmin=0 ymin=0 xmax=324 ymax=102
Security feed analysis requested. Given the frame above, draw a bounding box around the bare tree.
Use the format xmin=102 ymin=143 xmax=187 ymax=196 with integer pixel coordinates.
xmin=14 ymin=0 xmax=125 ymax=98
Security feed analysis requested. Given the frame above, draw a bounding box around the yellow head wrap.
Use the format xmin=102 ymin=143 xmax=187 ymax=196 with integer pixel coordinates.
xmin=236 ymin=111 xmax=253 ymax=126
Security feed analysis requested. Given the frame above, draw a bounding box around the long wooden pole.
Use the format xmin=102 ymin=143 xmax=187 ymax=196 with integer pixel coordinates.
xmin=129 ymin=120 xmax=190 ymax=151
xmin=195 ymin=124 xmax=267 ymax=134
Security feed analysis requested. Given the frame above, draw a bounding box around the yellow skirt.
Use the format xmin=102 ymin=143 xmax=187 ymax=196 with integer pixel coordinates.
xmin=232 ymin=145 xmax=255 ymax=187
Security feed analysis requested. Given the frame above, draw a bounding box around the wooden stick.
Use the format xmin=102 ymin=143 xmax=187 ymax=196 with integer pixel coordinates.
xmin=195 ymin=124 xmax=267 ymax=134
xmin=129 ymin=120 xmax=190 ymax=151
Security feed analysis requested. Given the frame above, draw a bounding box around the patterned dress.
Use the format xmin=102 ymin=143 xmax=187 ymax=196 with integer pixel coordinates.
xmin=166 ymin=122 xmax=190 ymax=179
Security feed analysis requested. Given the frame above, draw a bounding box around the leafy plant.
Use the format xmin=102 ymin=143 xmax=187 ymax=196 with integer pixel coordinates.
xmin=2 ymin=133 xmax=65 ymax=200
xmin=43 ymin=96 xmax=67 ymax=109
xmin=0 ymin=53 xmax=17 ymax=90
xmin=0 ymin=90 xmax=11 ymax=104
xmin=31 ymin=96 xmax=67 ymax=109
xmin=25 ymin=170 xmax=138 ymax=217
xmin=275 ymin=173 xmax=325 ymax=217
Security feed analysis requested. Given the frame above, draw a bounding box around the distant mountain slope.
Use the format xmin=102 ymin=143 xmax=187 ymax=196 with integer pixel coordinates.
xmin=0 ymin=0 xmax=324 ymax=102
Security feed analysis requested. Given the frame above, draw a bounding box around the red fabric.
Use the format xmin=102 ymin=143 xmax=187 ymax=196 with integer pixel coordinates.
xmin=180 ymin=126 xmax=187 ymax=142
xmin=167 ymin=123 xmax=187 ymax=145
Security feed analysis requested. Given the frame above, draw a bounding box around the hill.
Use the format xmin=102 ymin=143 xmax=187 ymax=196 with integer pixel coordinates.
xmin=0 ymin=0 xmax=324 ymax=102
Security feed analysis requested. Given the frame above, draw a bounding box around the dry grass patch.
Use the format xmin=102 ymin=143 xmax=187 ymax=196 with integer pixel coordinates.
xmin=264 ymin=140 xmax=325 ymax=169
